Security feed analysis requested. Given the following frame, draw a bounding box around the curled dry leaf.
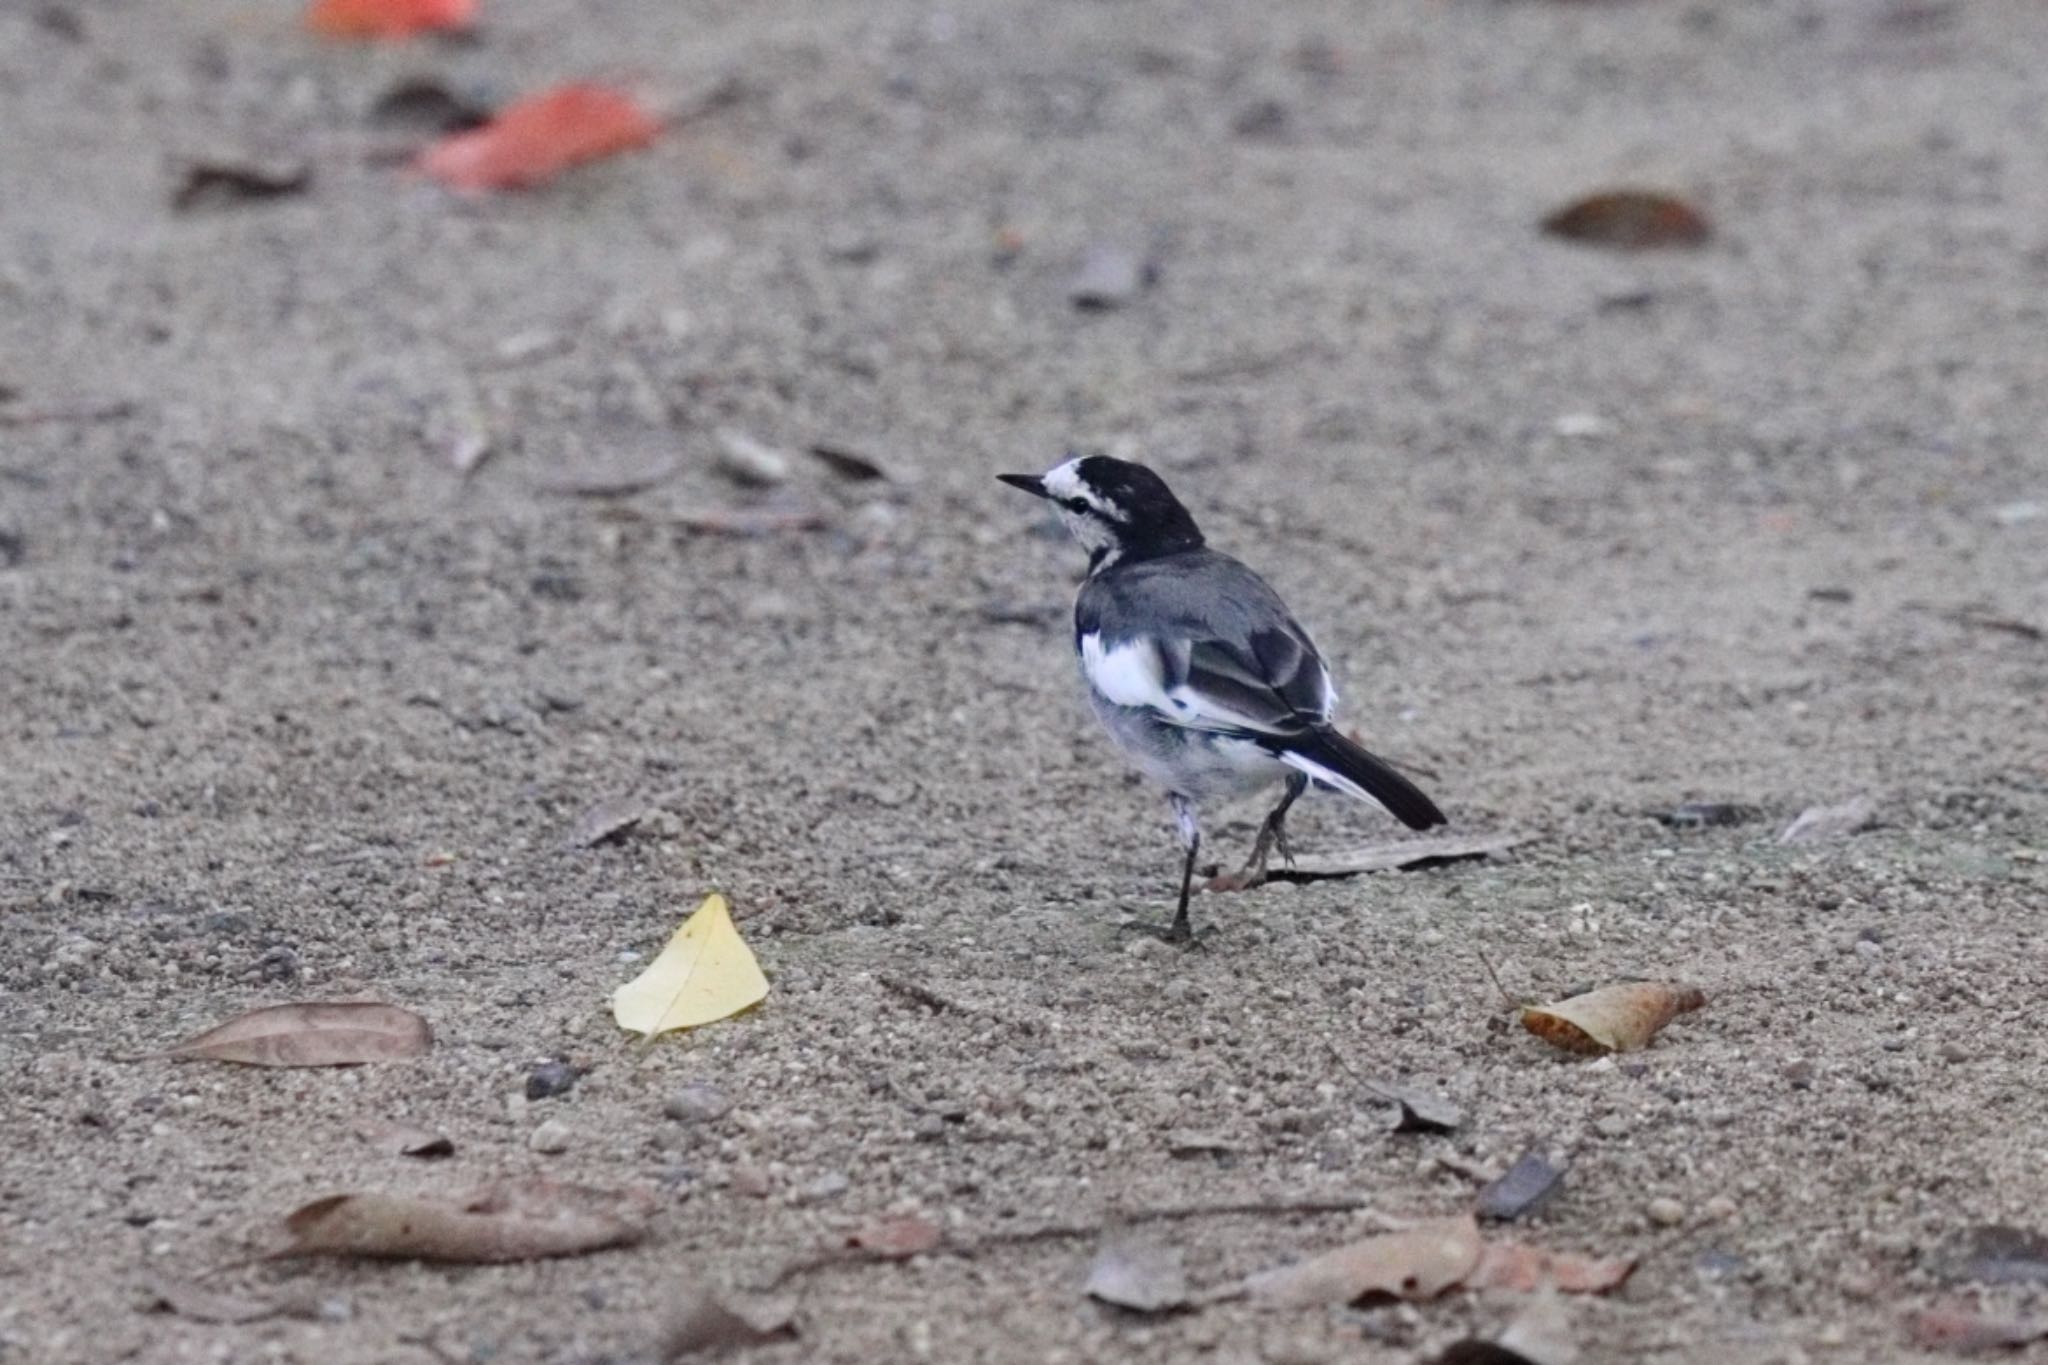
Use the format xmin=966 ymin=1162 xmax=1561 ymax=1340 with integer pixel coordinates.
xmin=1541 ymin=191 xmax=1710 ymax=249
xmin=1085 ymin=1239 xmax=1190 ymax=1314
xmin=661 ymin=1290 xmax=798 ymax=1358
xmin=1907 ymin=1304 xmax=2048 ymax=1352
xmin=307 ymin=0 xmax=475 ymax=39
xmin=1521 ymin=983 xmax=1705 ymax=1055
xmin=612 ymin=894 xmax=770 ymax=1039
xmin=846 ymin=1215 xmax=943 ymax=1259
xmin=418 ymin=84 xmax=661 ymax=192
xmin=1246 ymin=1214 xmax=1481 ymax=1308
xmin=282 ymin=1178 xmax=652 ymax=1263
xmin=146 ymin=1001 xmax=431 ymax=1067
xmin=1467 ymin=1241 xmax=1634 ymax=1294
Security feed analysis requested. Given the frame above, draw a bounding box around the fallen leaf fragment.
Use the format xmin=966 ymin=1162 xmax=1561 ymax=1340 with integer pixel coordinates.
xmin=1365 ymin=1080 xmax=1462 ymax=1134
xmin=612 ymin=893 xmax=769 ymax=1038
xmin=1907 ymin=1303 xmax=2048 ymax=1352
xmin=308 ymin=0 xmax=475 ymax=39
xmin=1468 ymin=1241 xmax=1633 ymax=1294
xmin=172 ymin=159 xmax=311 ymax=213
xmin=145 ymin=1002 xmax=431 ymax=1067
xmin=1541 ymin=191 xmax=1710 ymax=249
xmin=282 ymin=1178 xmax=650 ymax=1262
xmin=846 ymin=1215 xmax=942 ymax=1259
xmin=1780 ymin=794 xmax=1877 ymax=844
xmin=1521 ymin=983 xmax=1705 ymax=1055
xmin=354 ymin=1120 xmax=455 ymax=1158
xmin=1477 ymin=1152 xmax=1565 ymax=1222
xmin=1259 ymin=831 xmax=1531 ymax=886
xmin=1085 ymin=1239 xmax=1190 ymax=1314
xmin=808 ymin=441 xmax=894 ymax=482
xmin=661 ymin=1290 xmax=797 ymax=1358
xmin=140 ymin=1274 xmax=278 ymax=1325
xmin=571 ymin=794 xmax=650 ymax=848
xmin=1247 ymin=1214 xmax=1481 ymax=1308
xmin=418 ymin=84 xmax=660 ymax=192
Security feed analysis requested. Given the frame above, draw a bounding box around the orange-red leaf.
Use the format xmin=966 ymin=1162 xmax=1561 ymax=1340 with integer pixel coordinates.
xmin=418 ymin=85 xmax=660 ymax=193
xmin=307 ymin=0 xmax=476 ymax=40
xmin=1542 ymin=191 xmax=1710 ymax=249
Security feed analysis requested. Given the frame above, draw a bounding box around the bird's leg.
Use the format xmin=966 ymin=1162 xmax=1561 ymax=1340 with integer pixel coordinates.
xmin=1120 ymin=794 xmax=1208 ymax=946
xmin=1237 ymin=772 xmax=1309 ymax=884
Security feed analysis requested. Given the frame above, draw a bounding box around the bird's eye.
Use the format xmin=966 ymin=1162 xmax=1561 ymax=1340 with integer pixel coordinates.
xmin=1064 ymin=498 xmax=1091 ymax=514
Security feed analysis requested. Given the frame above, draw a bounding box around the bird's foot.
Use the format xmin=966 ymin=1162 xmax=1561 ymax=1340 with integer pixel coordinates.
xmin=1116 ymin=917 xmax=1214 ymax=948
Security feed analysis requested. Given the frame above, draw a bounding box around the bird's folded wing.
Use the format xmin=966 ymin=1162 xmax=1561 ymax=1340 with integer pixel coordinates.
xmin=1080 ymin=623 xmax=1333 ymax=739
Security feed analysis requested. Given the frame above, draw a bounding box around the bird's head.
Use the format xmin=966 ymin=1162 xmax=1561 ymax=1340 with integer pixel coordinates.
xmin=998 ymin=454 xmax=1204 ymax=572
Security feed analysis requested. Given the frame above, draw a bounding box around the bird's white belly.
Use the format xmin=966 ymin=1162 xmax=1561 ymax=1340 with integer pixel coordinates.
xmin=1086 ymin=692 xmax=1292 ymax=801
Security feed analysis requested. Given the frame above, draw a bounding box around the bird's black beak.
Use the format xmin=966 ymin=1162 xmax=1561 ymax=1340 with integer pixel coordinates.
xmin=997 ymin=473 xmax=1049 ymax=499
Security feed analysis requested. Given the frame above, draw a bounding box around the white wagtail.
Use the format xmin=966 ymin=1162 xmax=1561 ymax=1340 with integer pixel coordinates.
xmin=1000 ymin=454 xmax=1446 ymax=943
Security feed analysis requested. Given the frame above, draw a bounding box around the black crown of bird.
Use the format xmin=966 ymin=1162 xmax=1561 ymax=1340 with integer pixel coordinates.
xmin=1000 ymin=452 xmax=1445 ymax=944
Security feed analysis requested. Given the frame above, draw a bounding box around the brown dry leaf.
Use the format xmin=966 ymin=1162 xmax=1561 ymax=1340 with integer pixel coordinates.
xmin=1246 ymin=1214 xmax=1481 ymax=1308
xmin=1906 ymin=1303 xmax=2048 ymax=1352
xmin=282 ymin=1178 xmax=652 ymax=1262
xmin=1521 ymin=983 xmax=1705 ymax=1055
xmin=845 ymin=1215 xmax=943 ymax=1259
xmin=1467 ymin=1241 xmax=1634 ymax=1294
xmin=1260 ymin=831 xmax=1531 ymax=886
xmin=140 ymin=1274 xmax=278 ymax=1324
xmin=1541 ymin=191 xmax=1710 ymax=249
xmin=146 ymin=1002 xmax=431 ymax=1067
xmin=1085 ymin=1239 xmax=1190 ymax=1314
xmin=661 ymin=1290 xmax=798 ymax=1358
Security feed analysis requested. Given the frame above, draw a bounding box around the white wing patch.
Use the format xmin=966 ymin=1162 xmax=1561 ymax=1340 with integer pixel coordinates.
xmin=1081 ymin=632 xmax=1288 ymax=737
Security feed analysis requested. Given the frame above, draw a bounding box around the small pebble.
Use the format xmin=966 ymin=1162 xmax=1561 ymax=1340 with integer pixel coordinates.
xmin=663 ymin=1083 xmax=732 ymax=1124
xmin=713 ymin=428 xmax=792 ymax=487
xmin=1937 ymin=1041 xmax=1971 ymax=1064
xmin=1704 ymin=1194 xmax=1738 ymax=1221
xmin=1593 ymin=1114 xmax=1630 ymax=1140
xmin=526 ymin=1060 xmax=582 ymax=1101
xmin=1648 ymin=1196 xmax=1686 ymax=1227
xmin=528 ymin=1119 xmax=573 ymax=1154
xmin=796 ymin=1171 xmax=850 ymax=1204
xmin=729 ymin=1165 xmax=771 ymax=1198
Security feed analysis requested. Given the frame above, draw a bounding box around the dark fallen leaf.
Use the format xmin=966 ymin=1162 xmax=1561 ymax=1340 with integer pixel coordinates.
xmin=660 ymin=1290 xmax=798 ymax=1358
xmin=1907 ymin=1303 xmax=2048 ymax=1352
xmin=282 ymin=1178 xmax=652 ymax=1262
xmin=1655 ymin=801 xmax=1758 ymax=830
xmin=807 ymin=441 xmax=894 ymax=482
xmin=1779 ymin=794 xmax=1876 ymax=844
xmin=1246 ymin=1215 xmax=1481 ymax=1308
xmin=1069 ymin=243 xmax=1156 ymax=310
xmin=1434 ymin=1345 xmax=1539 ymax=1365
xmin=355 ymin=1120 xmax=455 ymax=1159
xmin=1542 ymin=191 xmax=1710 ymax=249
xmin=1259 ymin=831 xmax=1532 ymax=885
xmin=1477 ymin=1151 xmax=1565 ymax=1222
xmin=1437 ymin=1292 xmax=1578 ymax=1365
xmin=140 ymin=1274 xmax=278 ymax=1324
xmin=1946 ymin=608 xmax=2045 ymax=643
xmin=1365 ymin=1081 xmax=1462 ymax=1135
xmin=143 ymin=1002 xmax=431 ymax=1067
xmin=369 ymin=77 xmax=492 ymax=133
xmin=671 ymin=506 xmax=829 ymax=536
xmin=846 ymin=1215 xmax=942 ymax=1259
xmin=1085 ymin=1239 xmax=1189 ymax=1314
xmin=572 ymin=795 xmax=648 ymax=848
xmin=172 ymin=159 xmax=312 ymax=212
xmin=1953 ymin=1226 xmax=2048 ymax=1286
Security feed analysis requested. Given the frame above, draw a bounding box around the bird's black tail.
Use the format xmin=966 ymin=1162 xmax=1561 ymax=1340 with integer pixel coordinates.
xmin=1278 ymin=727 xmax=1447 ymax=831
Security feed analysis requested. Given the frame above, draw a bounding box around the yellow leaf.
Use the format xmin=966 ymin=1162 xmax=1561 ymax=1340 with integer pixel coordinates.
xmin=611 ymin=894 xmax=768 ymax=1038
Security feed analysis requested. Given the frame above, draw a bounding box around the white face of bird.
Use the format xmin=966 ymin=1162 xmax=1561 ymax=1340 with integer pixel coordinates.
xmin=1038 ymin=456 xmax=1129 ymax=559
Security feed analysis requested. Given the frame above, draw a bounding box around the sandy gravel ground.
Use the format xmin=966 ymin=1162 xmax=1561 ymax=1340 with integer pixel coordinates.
xmin=3 ymin=1 xmax=2046 ymax=1362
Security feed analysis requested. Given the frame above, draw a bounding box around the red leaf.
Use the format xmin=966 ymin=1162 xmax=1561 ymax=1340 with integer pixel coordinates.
xmin=307 ymin=0 xmax=476 ymax=40
xmin=1541 ymin=191 xmax=1711 ymax=249
xmin=417 ymin=85 xmax=661 ymax=193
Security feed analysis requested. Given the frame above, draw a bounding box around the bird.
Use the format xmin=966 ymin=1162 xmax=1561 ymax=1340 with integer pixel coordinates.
xmin=999 ymin=453 xmax=1446 ymax=943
